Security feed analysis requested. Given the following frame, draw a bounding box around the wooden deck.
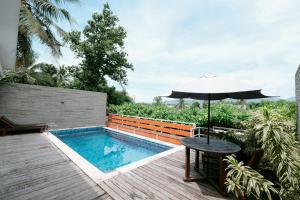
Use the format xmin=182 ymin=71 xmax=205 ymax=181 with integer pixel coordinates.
xmin=0 ymin=133 xmax=111 ymax=200
xmin=1 ymin=133 xmax=230 ymax=200
xmin=100 ymin=150 xmax=229 ymax=200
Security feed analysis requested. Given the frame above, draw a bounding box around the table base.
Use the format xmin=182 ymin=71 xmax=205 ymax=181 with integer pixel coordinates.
xmin=183 ymin=147 xmax=228 ymax=196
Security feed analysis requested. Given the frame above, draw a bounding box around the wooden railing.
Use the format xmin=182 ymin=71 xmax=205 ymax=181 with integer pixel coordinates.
xmin=107 ymin=114 xmax=196 ymax=144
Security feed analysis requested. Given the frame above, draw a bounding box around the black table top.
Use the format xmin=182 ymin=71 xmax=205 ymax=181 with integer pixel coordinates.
xmin=181 ymin=137 xmax=241 ymax=154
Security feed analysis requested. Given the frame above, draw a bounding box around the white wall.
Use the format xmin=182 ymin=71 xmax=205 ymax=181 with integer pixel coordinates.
xmin=0 ymin=0 xmax=20 ymax=71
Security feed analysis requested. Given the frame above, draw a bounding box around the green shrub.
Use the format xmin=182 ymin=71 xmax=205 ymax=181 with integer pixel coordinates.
xmin=108 ymin=102 xmax=250 ymax=129
xmin=109 ymin=100 xmax=297 ymax=129
xmin=249 ymin=100 xmax=296 ymax=122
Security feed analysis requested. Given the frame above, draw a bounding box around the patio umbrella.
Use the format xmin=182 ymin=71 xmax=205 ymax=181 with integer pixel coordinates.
xmin=165 ymin=75 xmax=275 ymax=144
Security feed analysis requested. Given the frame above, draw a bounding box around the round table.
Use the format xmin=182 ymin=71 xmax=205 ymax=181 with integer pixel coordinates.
xmin=181 ymin=137 xmax=241 ymax=195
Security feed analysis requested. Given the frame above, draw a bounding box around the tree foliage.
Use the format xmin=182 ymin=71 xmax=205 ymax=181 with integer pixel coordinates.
xmin=61 ymin=3 xmax=133 ymax=105
xmin=63 ymin=3 xmax=133 ymax=91
xmin=3 ymin=3 xmax=134 ymax=106
xmin=109 ymin=102 xmax=250 ymax=128
xmin=17 ymin=0 xmax=78 ymax=67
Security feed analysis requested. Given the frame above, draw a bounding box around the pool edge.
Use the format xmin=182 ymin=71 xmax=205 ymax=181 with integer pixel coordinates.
xmin=43 ymin=126 xmax=184 ymax=184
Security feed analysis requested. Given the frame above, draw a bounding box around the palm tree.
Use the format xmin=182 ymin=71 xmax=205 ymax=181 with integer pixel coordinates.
xmin=32 ymin=63 xmax=70 ymax=87
xmin=153 ymin=96 xmax=163 ymax=105
xmin=176 ymin=98 xmax=185 ymax=109
xmin=55 ymin=65 xmax=70 ymax=87
xmin=1 ymin=64 xmax=39 ymax=84
xmin=17 ymin=0 xmax=78 ymax=68
xmin=1 ymin=62 xmax=70 ymax=87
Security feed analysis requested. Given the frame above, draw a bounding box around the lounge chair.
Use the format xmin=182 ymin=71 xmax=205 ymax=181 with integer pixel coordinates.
xmin=0 ymin=116 xmax=48 ymax=136
xmin=246 ymin=148 xmax=264 ymax=168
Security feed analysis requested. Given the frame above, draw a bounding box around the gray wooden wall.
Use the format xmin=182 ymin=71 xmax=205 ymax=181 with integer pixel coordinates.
xmin=296 ymin=66 xmax=300 ymax=140
xmin=0 ymin=83 xmax=107 ymax=129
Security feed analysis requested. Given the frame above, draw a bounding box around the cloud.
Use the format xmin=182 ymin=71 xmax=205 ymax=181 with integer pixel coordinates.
xmin=34 ymin=0 xmax=299 ymax=102
xmin=254 ymin=0 xmax=299 ymax=24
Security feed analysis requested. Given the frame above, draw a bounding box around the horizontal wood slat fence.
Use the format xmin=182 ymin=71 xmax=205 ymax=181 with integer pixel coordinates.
xmin=107 ymin=114 xmax=196 ymax=145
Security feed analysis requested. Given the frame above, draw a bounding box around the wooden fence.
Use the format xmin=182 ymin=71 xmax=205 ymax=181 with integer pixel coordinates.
xmin=107 ymin=114 xmax=196 ymax=145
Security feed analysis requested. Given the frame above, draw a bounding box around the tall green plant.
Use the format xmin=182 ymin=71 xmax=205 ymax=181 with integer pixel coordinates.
xmin=226 ymin=109 xmax=300 ymax=199
xmin=249 ymin=109 xmax=300 ymax=199
xmin=225 ymin=155 xmax=277 ymax=200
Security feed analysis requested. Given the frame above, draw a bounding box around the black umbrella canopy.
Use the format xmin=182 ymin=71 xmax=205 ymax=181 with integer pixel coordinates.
xmin=166 ymin=89 xmax=272 ymax=100
xmin=164 ymin=75 xmax=276 ymax=144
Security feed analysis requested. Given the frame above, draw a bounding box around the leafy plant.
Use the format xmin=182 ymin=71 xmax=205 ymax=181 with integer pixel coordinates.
xmin=249 ymin=100 xmax=296 ymax=122
xmin=225 ymin=155 xmax=278 ymax=200
xmin=226 ymin=109 xmax=300 ymax=199
xmin=191 ymin=101 xmax=200 ymax=109
xmin=108 ymin=102 xmax=250 ymax=128
xmin=248 ymin=109 xmax=300 ymax=199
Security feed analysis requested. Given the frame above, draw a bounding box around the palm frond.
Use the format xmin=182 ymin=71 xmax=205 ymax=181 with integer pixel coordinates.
xmin=31 ymin=0 xmax=72 ymax=22
xmin=17 ymin=0 xmax=77 ymax=62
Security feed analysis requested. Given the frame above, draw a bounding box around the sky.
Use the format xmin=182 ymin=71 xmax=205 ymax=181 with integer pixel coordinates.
xmin=33 ymin=0 xmax=300 ymax=102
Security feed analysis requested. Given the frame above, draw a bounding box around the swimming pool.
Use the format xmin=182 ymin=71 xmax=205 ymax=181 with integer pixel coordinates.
xmin=50 ymin=127 xmax=172 ymax=173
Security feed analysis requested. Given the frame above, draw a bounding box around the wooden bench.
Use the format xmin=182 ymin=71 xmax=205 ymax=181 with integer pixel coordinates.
xmin=107 ymin=114 xmax=196 ymax=145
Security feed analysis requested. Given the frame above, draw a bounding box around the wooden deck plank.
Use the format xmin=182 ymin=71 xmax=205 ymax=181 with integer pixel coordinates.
xmin=0 ymin=133 xmax=111 ymax=200
xmin=126 ymin=171 xmax=180 ymax=200
xmin=115 ymin=174 xmax=156 ymax=200
xmin=102 ymin=149 xmax=230 ymax=200
xmin=144 ymin=163 xmax=224 ymax=200
xmin=99 ymin=182 xmax=127 ymax=200
xmin=137 ymin=165 xmax=213 ymax=200
xmin=1 ymin=133 xmax=231 ymax=200
xmin=109 ymin=176 xmax=147 ymax=199
xmin=96 ymin=193 xmax=114 ymax=200
xmin=132 ymin=166 xmax=198 ymax=200
xmin=148 ymin=155 xmax=225 ymax=198
xmin=119 ymin=172 xmax=168 ymax=200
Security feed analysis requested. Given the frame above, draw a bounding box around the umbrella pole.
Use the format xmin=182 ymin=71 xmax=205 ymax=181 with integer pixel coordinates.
xmin=207 ymin=95 xmax=211 ymax=144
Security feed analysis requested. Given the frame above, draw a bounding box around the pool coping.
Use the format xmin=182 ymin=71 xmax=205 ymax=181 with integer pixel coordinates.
xmin=44 ymin=126 xmax=184 ymax=183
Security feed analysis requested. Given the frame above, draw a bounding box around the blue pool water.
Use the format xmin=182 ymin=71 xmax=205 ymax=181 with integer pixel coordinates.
xmin=51 ymin=127 xmax=171 ymax=172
